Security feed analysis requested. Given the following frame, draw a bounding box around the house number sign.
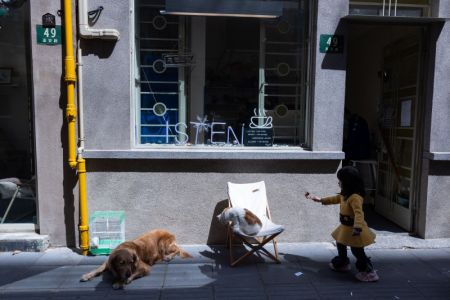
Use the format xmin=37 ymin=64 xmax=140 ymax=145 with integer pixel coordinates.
xmin=36 ymin=25 xmax=62 ymax=45
xmin=319 ymin=34 xmax=343 ymax=53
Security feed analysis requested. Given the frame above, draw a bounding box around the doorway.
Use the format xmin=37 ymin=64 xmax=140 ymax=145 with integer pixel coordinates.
xmin=0 ymin=1 xmax=36 ymax=225
xmin=344 ymin=23 xmax=426 ymax=233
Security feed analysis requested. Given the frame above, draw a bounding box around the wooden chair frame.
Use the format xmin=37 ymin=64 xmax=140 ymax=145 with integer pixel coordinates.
xmin=226 ymin=198 xmax=282 ymax=267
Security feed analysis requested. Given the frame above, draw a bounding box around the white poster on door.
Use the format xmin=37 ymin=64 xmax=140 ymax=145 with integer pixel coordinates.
xmin=400 ymin=99 xmax=412 ymax=127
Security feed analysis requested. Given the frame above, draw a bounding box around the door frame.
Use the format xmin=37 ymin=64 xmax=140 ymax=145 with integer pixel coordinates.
xmin=344 ymin=18 xmax=436 ymax=233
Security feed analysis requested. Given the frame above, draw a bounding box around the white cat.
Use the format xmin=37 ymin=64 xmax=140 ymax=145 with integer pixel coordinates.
xmin=217 ymin=207 xmax=262 ymax=236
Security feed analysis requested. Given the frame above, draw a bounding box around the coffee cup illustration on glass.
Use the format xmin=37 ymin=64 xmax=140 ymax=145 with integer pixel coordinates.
xmin=249 ymin=108 xmax=273 ymax=129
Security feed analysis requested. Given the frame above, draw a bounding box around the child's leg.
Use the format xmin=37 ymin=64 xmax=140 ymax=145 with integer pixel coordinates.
xmin=350 ymin=247 xmax=373 ymax=272
xmin=351 ymin=247 xmax=379 ymax=282
xmin=330 ymin=243 xmax=350 ymax=270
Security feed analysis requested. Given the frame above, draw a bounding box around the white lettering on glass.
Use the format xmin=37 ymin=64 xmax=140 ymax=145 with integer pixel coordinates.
xmin=210 ymin=122 xmax=226 ymax=145
xmin=174 ymin=122 xmax=189 ymax=144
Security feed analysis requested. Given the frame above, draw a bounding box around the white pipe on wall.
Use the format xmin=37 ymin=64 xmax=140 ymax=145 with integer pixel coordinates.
xmin=77 ymin=42 xmax=85 ymax=151
xmin=78 ymin=0 xmax=120 ymax=40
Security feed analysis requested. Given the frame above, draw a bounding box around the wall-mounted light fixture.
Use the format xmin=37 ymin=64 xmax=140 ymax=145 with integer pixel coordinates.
xmin=161 ymin=0 xmax=282 ymax=19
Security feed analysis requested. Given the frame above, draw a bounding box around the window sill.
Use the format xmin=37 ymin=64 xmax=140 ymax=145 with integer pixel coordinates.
xmin=424 ymin=152 xmax=450 ymax=161
xmin=82 ymin=148 xmax=344 ymax=160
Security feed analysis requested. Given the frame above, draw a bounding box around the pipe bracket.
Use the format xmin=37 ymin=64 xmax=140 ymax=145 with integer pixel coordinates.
xmin=79 ymin=225 xmax=89 ymax=232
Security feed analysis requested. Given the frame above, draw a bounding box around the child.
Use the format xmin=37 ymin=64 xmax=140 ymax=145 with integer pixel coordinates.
xmin=305 ymin=166 xmax=379 ymax=282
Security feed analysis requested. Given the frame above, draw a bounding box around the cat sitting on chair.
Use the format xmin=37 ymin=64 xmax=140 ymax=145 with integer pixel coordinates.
xmin=217 ymin=207 xmax=262 ymax=236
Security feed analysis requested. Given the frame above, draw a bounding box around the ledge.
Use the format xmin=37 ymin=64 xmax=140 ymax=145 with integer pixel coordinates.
xmin=424 ymin=152 xmax=450 ymax=161
xmin=82 ymin=148 xmax=345 ymax=160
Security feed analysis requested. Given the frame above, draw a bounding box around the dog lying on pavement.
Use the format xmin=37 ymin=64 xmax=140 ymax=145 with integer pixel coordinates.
xmin=80 ymin=229 xmax=192 ymax=289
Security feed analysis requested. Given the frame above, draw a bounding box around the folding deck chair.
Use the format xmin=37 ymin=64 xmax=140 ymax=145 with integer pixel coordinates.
xmin=226 ymin=181 xmax=284 ymax=266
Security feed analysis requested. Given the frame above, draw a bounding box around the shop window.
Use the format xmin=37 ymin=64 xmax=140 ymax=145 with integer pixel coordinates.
xmin=135 ymin=0 xmax=310 ymax=148
xmin=349 ymin=0 xmax=431 ymax=17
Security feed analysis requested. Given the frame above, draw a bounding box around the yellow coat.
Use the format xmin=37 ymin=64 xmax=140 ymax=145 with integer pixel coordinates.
xmin=322 ymin=194 xmax=376 ymax=248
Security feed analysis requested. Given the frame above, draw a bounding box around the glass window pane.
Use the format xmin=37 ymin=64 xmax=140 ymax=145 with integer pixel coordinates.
xmin=136 ymin=0 xmax=309 ymax=147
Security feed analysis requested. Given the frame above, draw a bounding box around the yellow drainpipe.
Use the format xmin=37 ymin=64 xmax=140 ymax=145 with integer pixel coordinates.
xmin=63 ymin=0 xmax=89 ymax=255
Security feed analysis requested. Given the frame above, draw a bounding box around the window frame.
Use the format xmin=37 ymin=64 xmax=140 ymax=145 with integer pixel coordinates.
xmin=132 ymin=0 xmax=315 ymax=151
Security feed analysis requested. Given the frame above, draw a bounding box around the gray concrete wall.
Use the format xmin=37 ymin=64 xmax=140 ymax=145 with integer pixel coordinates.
xmin=311 ymin=0 xmax=348 ymax=151
xmin=424 ymin=162 xmax=450 ymax=238
xmin=420 ymin=2 xmax=450 ymax=238
xmin=31 ymin=1 xmax=78 ymax=246
xmin=428 ymin=25 xmax=450 ymax=153
xmin=81 ymin=0 xmax=132 ymax=150
xmin=86 ymin=160 xmax=341 ymax=244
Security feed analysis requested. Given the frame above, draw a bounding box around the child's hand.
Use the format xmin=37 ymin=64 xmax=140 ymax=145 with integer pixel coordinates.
xmin=305 ymin=192 xmax=322 ymax=203
xmin=352 ymin=228 xmax=362 ymax=236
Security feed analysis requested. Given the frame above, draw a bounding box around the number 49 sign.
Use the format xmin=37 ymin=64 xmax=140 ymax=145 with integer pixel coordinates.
xmin=36 ymin=25 xmax=62 ymax=45
xmin=319 ymin=34 xmax=343 ymax=54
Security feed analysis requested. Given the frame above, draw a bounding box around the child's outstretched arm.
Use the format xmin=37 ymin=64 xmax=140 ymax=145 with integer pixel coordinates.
xmin=306 ymin=192 xmax=341 ymax=205
xmin=305 ymin=192 xmax=322 ymax=203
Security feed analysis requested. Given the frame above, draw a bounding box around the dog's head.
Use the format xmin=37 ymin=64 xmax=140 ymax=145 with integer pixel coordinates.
xmin=216 ymin=207 xmax=231 ymax=224
xmin=109 ymin=248 xmax=138 ymax=282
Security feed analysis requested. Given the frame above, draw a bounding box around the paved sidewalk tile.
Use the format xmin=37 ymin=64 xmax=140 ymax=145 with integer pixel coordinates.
xmin=125 ymin=263 xmax=167 ymax=289
xmin=58 ymin=265 xmax=113 ymax=291
xmin=278 ymin=243 xmax=336 ymax=263
xmin=0 ymin=290 xmax=60 ymax=300
xmin=161 ymin=286 xmax=214 ymax=300
xmin=34 ymin=248 xmax=83 ymax=266
xmin=0 ymin=252 xmax=43 ymax=267
xmin=212 ymin=264 xmax=263 ymax=287
xmin=0 ymin=245 xmax=449 ymax=299
xmin=265 ymin=283 xmax=320 ymax=300
xmin=164 ymin=263 xmax=215 ymax=287
xmin=410 ymin=248 xmax=450 ymax=277
xmin=105 ymin=288 xmax=161 ymax=299
xmin=0 ymin=267 xmax=29 ymax=288
xmin=312 ymin=282 xmax=422 ymax=300
xmin=409 ymin=282 xmax=450 ymax=298
xmin=257 ymin=261 xmax=306 ymax=285
xmin=77 ymin=255 xmax=108 ymax=265
xmin=214 ymin=286 xmax=266 ymax=300
xmin=2 ymin=266 xmax=70 ymax=291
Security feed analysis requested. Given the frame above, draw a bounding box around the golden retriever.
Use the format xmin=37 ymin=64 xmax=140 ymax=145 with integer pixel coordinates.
xmin=80 ymin=229 xmax=192 ymax=289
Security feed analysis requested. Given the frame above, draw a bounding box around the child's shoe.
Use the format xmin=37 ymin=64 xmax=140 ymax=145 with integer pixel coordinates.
xmin=355 ymin=270 xmax=379 ymax=282
xmin=329 ymin=262 xmax=351 ymax=272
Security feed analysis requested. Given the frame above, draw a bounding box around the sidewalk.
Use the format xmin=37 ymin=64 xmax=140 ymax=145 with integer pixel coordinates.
xmin=0 ymin=242 xmax=449 ymax=299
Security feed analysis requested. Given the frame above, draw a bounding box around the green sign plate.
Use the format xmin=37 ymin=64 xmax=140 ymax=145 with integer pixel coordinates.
xmin=319 ymin=34 xmax=343 ymax=53
xmin=36 ymin=25 xmax=62 ymax=45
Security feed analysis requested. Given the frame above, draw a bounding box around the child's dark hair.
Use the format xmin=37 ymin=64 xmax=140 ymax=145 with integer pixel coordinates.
xmin=337 ymin=166 xmax=366 ymax=198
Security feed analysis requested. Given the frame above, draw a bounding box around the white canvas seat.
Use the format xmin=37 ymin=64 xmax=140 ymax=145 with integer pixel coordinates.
xmin=226 ymin=181 xmax=284 ymax=266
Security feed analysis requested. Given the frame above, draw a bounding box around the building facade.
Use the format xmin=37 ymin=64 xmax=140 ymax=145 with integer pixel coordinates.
xmin=0 ymin=0 xmax=449 ymax=248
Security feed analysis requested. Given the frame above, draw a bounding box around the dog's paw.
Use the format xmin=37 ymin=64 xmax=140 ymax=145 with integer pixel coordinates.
xmin=112 ymin=282 xmax=124 ymax=290
xmin=125 ymin=278 xmax=133 ymax=284
xmin=80 ymin=274 xmax=91 ymax=282
xmin=163 ymin=255 xmax=174 ymax=262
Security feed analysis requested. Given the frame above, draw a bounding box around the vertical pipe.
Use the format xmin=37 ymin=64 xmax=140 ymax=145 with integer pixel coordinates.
xmin=77 ymin=43 xmax=85 ymax=150
xmin=64 ymin=0 xmax=89 ymax=255
xmin=77 ymin=156 xmax=89 ymax=255
xmin=63 ymin=0 xmax=77 ymax=169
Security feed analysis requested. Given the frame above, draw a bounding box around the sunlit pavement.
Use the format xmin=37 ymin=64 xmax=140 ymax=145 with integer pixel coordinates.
xmin=0 ymin=242 xmax=449 ymax=299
